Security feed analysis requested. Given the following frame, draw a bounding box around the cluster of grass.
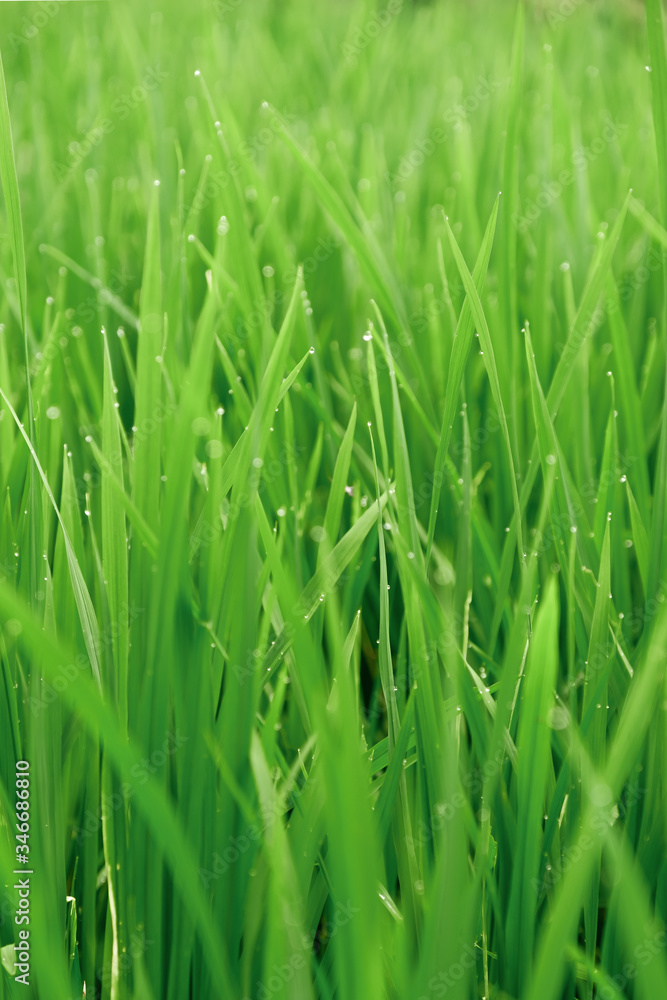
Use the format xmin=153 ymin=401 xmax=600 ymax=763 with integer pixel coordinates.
xmin=1 ymin=0 xmax=667 ymax=997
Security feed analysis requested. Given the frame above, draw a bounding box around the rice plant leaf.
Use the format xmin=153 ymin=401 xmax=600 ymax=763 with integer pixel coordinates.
xmin=0 ymin=581 xmax=236 ymax=999
xmin=133 ymin=184 xmax=163 ymax=521
xmin=101 ymin=329 xmax=129 ymax=727
xmin=273 ymin=107 xmax=405 ymax=332
xmin=525 ymin=608 xmax=667 ymax=1000
xmin=646 ymin=0 xmax=667 ymax=222
xmin=546 ymin=192 xmax=631 ymax=419
xmin=629 ymin=194 xmax=667 ymax=245
xmin=426 ymin=194 xmax=500 ymax=563
xmin=321 ymin=401 xmax=356 ymax=554
xmin=443 ymin=214 xmax=525 ymax=565
xmin=0 ymin=388 xmax=102 ymax=687
xmin=39 ymin=244 xmax=139 ymax=330
xmin=0 ymin=49 xmax=26 ymax=334
xmin=626 ymin=479 xmax=649 ymax=595
xmin=259 ymin=490 xmax=388 ymax=677
xmin=505 ymin=579 xmax=559 ymax=995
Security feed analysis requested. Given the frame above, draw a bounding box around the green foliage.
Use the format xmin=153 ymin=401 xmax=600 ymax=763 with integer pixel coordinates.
xmin=0 ymin=2 xmax=666 ymax=999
